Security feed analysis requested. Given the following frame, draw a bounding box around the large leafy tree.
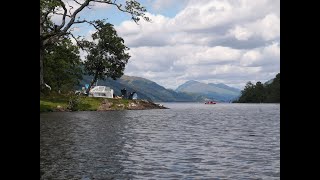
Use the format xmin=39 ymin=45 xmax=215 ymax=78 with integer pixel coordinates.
xmin=40 ymin=0 xmax=150 ymax=90
xmin=44 ymin=38 xmax=83 ymax=93
xmin=83 ymin=21 xmax=130 ymax=94
xmin=237 ymin=81 xmax=255 ymax=103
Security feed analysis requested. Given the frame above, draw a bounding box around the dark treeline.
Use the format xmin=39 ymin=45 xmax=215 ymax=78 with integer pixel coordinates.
xmin=233 ymin=73 xmax=280 ymax=103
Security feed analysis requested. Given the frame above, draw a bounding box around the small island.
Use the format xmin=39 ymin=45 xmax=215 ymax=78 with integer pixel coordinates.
xmin=40 ymin=94 xmax=168 ymax=112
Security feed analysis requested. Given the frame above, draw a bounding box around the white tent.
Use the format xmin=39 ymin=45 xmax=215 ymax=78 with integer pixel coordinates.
xmin=89 ymin=86 xmax=114 ymax=98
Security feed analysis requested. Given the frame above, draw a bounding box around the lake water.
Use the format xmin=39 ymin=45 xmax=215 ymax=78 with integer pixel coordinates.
xmin=40 ymin=103 xmax=280 ymax=179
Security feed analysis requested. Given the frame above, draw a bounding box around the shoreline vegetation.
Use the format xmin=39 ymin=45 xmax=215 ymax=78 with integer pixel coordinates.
xmin=40 ymin=94 xmax=168 ymax=113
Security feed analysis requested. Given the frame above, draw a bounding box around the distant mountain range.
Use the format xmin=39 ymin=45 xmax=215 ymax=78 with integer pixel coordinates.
xmin=176 ymin=80 xmax=241 ymax=102
xmin=79 ymin=75 xmax=241 ymax=102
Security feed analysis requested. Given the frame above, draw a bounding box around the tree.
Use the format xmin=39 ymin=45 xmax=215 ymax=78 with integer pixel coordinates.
xmin=265 ymin=73 xmax=280 ymax=103
xmin=234 ymin=73 xmax=280 ymax=103
xmin=254 ymin=81 xmax=266 ymax=103
xmin=44 ymin=38 xmax=83 ymax=93
xmin=237 ymin=81 xmax=255 ymax=103
xmin=40 ymin=0 xmax=151 ymax=91
xmin=83 ymin=21 xmax=130 ymax=94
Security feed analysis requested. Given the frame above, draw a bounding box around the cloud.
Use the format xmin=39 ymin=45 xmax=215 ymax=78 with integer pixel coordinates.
xmin=229 ymin=26 xmax=253 ymax=40
xmin=240 ymin=42 xmax=280 ymax=67
xmin=124 ymin=42 xmax=279 ymax=89
xmin=152 ymin=0 xmax=174 ymax=11
xmin=50 ymin=0 xmax=113 ymax=26
xmin=51 ymin=0 xmax=279 ymax=90
xmin=114 ymin=0 xmax=280 ymax=89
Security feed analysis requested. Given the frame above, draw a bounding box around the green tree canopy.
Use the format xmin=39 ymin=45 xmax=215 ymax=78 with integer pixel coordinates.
xmin=83 ymin=21 xmax=130 ymax=93
xmin=44 ymin=38 xmax=83 ymax=93
xmin=234 ymin=73 xmax=280 ymax=103
xmin=40 ymin=0 xmax=150 ymax=91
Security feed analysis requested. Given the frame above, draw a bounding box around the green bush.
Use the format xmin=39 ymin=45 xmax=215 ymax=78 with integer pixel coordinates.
xmin=67 ymin=94 xmax=82 ymax=111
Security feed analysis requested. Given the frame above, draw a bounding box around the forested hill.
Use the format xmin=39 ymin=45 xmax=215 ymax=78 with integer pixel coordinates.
xmin=176 ymin=80 xmax=241 ymax=102
xmin=79 ymin=75 xmax=206 ymax=102
xmin=233 ymin=73 xmax=280 ymax=103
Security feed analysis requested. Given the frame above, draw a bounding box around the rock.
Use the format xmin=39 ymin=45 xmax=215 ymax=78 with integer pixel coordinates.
xmin=98 ymin=99 xmax=113 ymax=111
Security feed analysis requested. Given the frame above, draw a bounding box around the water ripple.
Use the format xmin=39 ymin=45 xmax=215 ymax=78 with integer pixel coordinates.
xmin=41 ymin=103 xmax=280 ymax=179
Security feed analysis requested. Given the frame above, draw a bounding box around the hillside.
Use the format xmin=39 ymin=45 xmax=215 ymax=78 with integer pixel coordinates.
xmin=234 ymin=73 xmax=280 ymax=103
xmin=78 ymin=75 xmax=206 ymax=102
xmin=176 ymin=80 xmax=241 ymax=102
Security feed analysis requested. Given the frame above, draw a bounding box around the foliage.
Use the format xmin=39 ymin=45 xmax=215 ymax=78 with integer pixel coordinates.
xmin=67 ymin=94 xmax=83 ymax=111
xmin=44 ymin=38 xmax=83 ymax=93
xmin=40 ymin=94 xmax=104 ymax=112
xmin=40 ymin=0 xmax=151 ymax=90
xmin=40 ymin=95 xmax=160 ymax=112
xmin=265 ymin=73 xmax=280 ymax=102
xmin=234 ymin=73 xmax=280 ymax=103
xmin=82 ymin=21 xmax=130 ymax=92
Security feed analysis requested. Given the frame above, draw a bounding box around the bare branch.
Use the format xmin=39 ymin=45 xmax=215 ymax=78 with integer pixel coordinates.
xmin=56 ymin=0 xmax=68 ymax=31
xmin=74 ymin=19 xmax=101 ymax=30
xmin=92 ymin=0 xmax=151 ymax=24
xmin=41 ymin=0 xmax=150 ymax=44
xmin=40 ymin=7 xmax=55 ymax=25
xmin=67 ymin=1 xmax=74 ymax=16
xmin=62 ymin=0 xmax=91 ymax=33
xmin=73 ymin=0 xmax=82 ymax=6
xmin=93 ymin=0 xmax=126 ymax=13
xmin=53 ymin=12 xmax=71 ymax=18
xmin=69 ymin=33 xmax=86 ymax=50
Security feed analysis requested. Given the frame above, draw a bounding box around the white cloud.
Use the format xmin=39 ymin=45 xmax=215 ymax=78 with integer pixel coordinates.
xmin=152 ymin=0 xmax=174 ymax=11
xmin=240 ymin=42 xmax=280 ymax=67
xmin=50 ymin=0 xmax=279 ymax=90
xmin=229 ymin=26 xmax=253 ymax=40
xmin=115 ymin=0 xmax=280 ymax=89
xmin=257 ymin=14 xmax=280 ymax=40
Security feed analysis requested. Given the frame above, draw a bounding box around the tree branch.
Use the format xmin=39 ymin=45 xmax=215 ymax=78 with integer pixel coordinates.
xmin=53 ymin=12 xmax=71 ymax=18
xmin=62 ymin=0 xmax=91 ymax=33
xmin=73 ymin=0 xmax=82 ymax=6
xmin=67 ymin=1 xmax=74 ymax=16
xmin=69 ymin=33 xmax=86 ymax=50
xmin=41 ymin=0 xmax=150 ymax=44
xmin=56 ymin=0 xmax=68 ymax=31
xmin=93 ymin=0 xmax=126 ymax=13
xmin=40 ymin=7 xmax=55 ymax=26
xmin=74 ymin=19 xmax=101 ymax=31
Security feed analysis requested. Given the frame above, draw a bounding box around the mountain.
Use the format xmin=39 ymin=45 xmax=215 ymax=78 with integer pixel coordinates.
xmin=78 ymin=75 xmax=206 ymax=102
xmin=264 ymin=79 xmax=274 ymax=85
xmin=176 ymin=80 xmax=241 ymax=102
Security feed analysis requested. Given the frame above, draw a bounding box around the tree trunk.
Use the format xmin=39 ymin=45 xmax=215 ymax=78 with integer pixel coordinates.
xmin=86 ymin=72 xmax=98 ymax=95
xmin=40 ymin=40 xmax=45 ymax=90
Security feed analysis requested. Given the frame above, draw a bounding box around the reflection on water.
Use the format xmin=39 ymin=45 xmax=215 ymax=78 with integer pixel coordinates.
xmin=40 ymin=103 xmax=280 ymax=179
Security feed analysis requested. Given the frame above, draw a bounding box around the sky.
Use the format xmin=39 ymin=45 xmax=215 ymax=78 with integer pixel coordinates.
xmin=54 ymin=0 xmax=280 ymax=90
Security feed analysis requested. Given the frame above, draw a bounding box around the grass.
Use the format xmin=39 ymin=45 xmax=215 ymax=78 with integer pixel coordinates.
xmin=76 ymin=97 xmax=104 ymax=111
xmin=40 ymin=94 xmax=156 ymax=112
xmin=40 ymin=95 xmax=69 ymax=112
xmin=40 ymin=94 xmax=104 ymax=112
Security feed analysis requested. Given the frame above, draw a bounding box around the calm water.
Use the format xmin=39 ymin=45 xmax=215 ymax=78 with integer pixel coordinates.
xmin=40 ymin=103 xmax=280 ymax=179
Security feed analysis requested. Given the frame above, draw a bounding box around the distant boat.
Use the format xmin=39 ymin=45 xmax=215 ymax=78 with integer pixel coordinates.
xmin=205 ymin=101 xmax=216 ymax=104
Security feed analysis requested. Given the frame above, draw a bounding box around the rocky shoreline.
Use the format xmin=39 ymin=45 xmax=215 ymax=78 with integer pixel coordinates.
xmin=40 ymin=95 xmax=168 ymax=112
xmin=97 ymin=99 xmax=168 ymax=111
